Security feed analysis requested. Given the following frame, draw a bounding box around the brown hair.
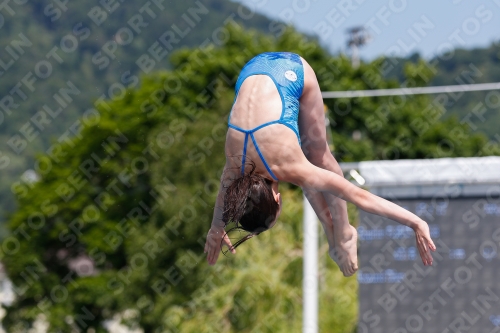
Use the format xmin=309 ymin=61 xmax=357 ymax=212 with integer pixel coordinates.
xmin=221 ymin=162 xmax=279 ymax=251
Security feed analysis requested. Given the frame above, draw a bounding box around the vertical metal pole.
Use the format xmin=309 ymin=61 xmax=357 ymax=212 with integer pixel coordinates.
xmin=303 ymin=195 xmax=318 ymax=333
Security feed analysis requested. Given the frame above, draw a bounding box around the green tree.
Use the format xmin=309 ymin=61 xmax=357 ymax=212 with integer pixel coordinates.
xmin=319 ymin=57 xmax=498 ymax=162
xmin=382 ymin=43 xmax=500 ymax=140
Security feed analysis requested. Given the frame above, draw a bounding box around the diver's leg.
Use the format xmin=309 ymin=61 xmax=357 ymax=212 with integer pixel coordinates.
xmin=301 ymin=144 xmax=358 ymax=277
xmin=298 ymin=57 xmax=358 ymax=276
xmin=302 ymin=188 xmax=335 ymax=248
xmin=303 ymin=187 xmax=358 ymax=277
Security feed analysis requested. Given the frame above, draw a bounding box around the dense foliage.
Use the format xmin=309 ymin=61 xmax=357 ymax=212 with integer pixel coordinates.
xmin=383 ymin=43 xmax=500 ymax=140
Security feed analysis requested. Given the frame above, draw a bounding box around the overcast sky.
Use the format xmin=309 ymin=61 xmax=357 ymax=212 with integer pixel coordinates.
xmin=232 ymin=0 xmax=500 ymax=59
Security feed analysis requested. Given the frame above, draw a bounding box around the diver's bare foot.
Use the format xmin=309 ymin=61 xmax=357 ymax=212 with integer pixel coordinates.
xmin=329 ymin=225 xmax=358 ymax=277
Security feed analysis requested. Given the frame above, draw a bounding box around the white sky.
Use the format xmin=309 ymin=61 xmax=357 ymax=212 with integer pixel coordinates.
xmin=232 ymin=0 xmax=500 ymax=59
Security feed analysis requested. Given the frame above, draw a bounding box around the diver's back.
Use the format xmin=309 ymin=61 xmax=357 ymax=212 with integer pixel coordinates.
xmin=229 ymin=75 xmax=283 ymax=130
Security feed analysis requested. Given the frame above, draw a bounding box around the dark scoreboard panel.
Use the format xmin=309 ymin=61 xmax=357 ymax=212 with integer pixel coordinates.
xmin=357 ymin=197 xmax=500 ymax=333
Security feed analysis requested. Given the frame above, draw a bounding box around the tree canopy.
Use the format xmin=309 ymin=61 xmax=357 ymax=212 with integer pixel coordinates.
xmin=383 ymin=43 xmax=500 ymax=140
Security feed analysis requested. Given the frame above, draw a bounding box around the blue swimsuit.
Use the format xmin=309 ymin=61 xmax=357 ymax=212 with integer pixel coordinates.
xmin=228 ymin=52 xmax=305 ymax=180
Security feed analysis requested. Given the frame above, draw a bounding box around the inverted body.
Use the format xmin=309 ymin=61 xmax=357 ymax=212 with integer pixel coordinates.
xmin=205 ymin=52 xmax=436 ymax=275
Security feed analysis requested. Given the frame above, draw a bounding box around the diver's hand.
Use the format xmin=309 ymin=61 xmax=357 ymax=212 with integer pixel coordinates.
xmin=204 ymin=226 xmax=235 ymax=265
xmin=412 ymin=220 xmax=437 ymax=266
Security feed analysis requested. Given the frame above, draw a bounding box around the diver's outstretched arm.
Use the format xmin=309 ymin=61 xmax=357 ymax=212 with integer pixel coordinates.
xmin=284 ymin=160 xmax=436 ymax=266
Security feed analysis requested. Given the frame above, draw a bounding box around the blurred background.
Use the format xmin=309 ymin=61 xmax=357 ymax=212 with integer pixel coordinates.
xmin=0 ymin=0 xmax=499 ymax=332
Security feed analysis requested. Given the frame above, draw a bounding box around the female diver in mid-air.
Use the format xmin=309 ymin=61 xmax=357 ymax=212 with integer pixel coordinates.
xmin=204 ymin=52 xmax=436 ymax=276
